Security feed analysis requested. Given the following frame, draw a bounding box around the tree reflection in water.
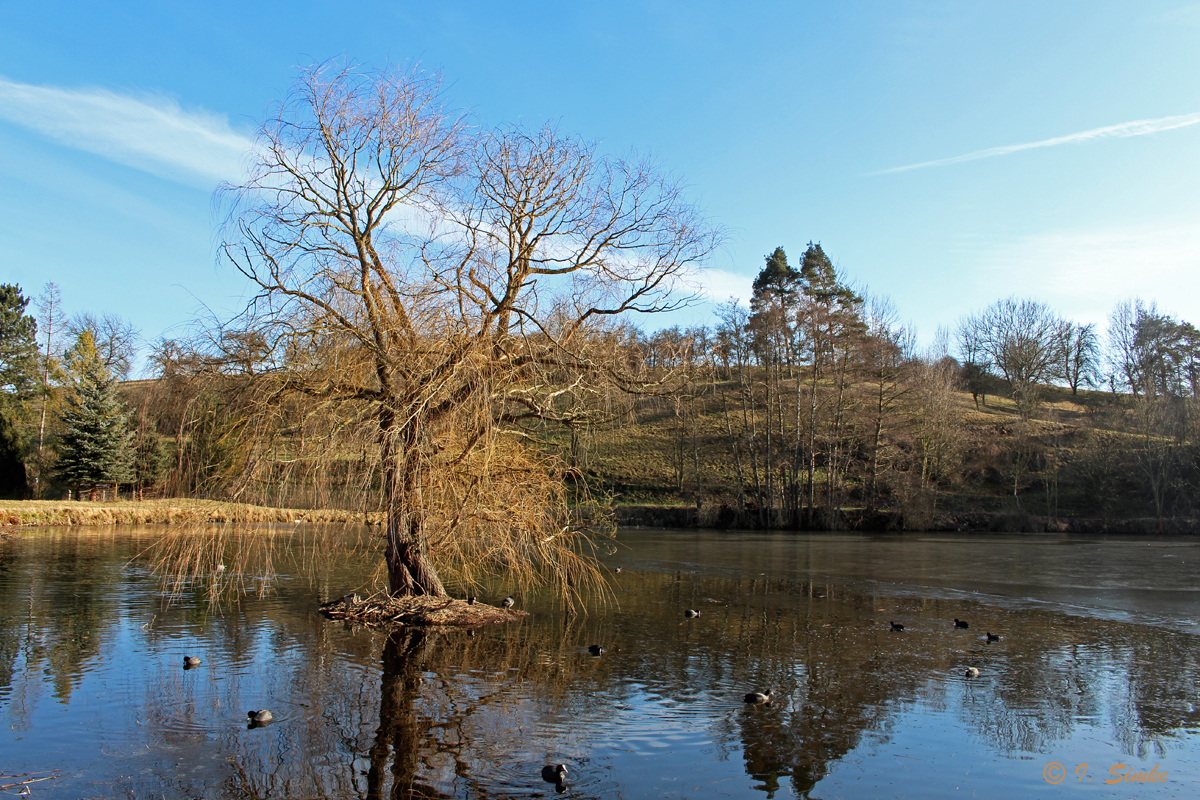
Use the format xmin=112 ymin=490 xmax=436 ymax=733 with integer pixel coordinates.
xmin=369 ymin=627 xmax=446 ymax=800
xmin=3 ymin=528 xmax=1200 ymax=799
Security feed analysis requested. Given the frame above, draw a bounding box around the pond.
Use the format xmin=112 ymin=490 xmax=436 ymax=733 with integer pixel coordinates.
xmin=1 ymin=525 xmax=1199 ymax=799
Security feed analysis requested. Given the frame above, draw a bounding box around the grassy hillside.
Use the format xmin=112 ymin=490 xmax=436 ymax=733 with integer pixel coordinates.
xmin=536 ymin=377 xmax=1179 ymax=529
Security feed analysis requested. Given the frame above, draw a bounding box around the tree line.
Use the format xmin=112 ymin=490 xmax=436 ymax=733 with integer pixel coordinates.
xmin=5 ymin=248 xmax=1199 ymax=534
xmin=0 ymin=282 xmax=162 ymax=501
xmin=589 ymin=246 xmax=1200 ymax=528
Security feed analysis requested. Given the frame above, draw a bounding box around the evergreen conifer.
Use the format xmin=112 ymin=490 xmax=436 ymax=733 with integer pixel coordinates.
xmin=54 ymin=331 xmax=134 ymax=498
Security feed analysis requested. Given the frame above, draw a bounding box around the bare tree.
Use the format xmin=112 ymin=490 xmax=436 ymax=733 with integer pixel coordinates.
xmin=34 ymin=282 xmax=65 ymax=498
xmin=971 ymin=297 xmax=1062 ymax=417
xmin=1057 ymin=321 xmax=1099 ymax=396
xmin=860 ymin=296 xmax=914 ymax=511
xmin=67 ymin=312 xmax=139 ymax=380
xmin=1107 ymin=299 xmax=1138 ymax=394
xmin=956 ymin=313 xmax=996 ymax=409
xmin=906 ymin=355 xmax=963 ymax=520
xmin=222 ymin=62 xmax=721 ymax=598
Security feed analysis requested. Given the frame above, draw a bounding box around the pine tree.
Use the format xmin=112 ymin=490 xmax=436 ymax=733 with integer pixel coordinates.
xmin=0 ymin=412 xmax=27 ymax=498
xmin=54 ymin=331 xmax=134 ymax=498
xmin=750 ymin=246 xmax=801 ymax=309
xmin=0 ymin=283 xmax=38 ymax=498
xmin=0 ymin=283 xmax=38 ymax=402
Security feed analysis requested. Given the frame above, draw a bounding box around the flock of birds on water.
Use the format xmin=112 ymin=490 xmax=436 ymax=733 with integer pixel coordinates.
xmin=180 ymin=655 xmax=274 ymax=728
xmin=180 ymin=577 xmax=1006 ymax=790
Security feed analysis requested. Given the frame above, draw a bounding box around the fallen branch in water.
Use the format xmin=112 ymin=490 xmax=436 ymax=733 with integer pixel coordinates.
xmin=0 ymin=770 xmax=63 ymax=790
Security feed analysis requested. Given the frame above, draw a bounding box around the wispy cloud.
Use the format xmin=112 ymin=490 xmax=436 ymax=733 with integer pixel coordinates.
xmin=687 ymin=267 xmax=752 ymax=305
xmin=0 ymin=76 xmax=253 ymax=186
xmin=875 ymin=112 xmax=1200 ymax=175
xmin=969 ymin=218 xmax=1200 ymax=328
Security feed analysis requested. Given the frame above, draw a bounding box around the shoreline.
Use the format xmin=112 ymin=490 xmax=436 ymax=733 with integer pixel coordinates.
xmin=613 ymin=504 xmax=1200 ymax=535
xmin=2 ymin=499 xmax=1195 ymax=535
xmin=0 ymin=499 xmax=382 ymax=529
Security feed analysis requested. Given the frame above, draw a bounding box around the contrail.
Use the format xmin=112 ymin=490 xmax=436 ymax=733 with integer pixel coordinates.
xmin=874 ymin=111 xmax=1200 ymax=175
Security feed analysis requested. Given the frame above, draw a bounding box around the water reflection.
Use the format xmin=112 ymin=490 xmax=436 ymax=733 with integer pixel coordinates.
xmin=1 ymin=527 xmax=1198 ymax=799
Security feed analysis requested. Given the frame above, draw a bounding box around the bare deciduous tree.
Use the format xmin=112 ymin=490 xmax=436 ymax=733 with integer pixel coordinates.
xmin=968 ymin=297 xmax=1061 ymax=417
xmin=67 ymin=312 xmax=139 ymax=381
xmin=1057 ymin=321 xmax=1100 ymax=396
xmin=222 ymin=62 xmax=721 ymax=599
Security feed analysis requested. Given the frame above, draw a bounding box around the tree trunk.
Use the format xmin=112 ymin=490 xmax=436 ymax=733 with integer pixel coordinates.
xmin=381 ymin=408 xmax=448 ymax=597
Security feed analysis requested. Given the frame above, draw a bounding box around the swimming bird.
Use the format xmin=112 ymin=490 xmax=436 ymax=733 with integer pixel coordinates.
xmin=965 ymin=667 xmax=980 ymax=678
xmin=183 ymin=656 xmax=201 ymax=668
xmin=685 ymin=609 xmax=700 ymax=618
xmin=889 ymin=621 xmax=905 ymax=631
xmin=501 ymin=596 xmax=515 ymax=609
xmin=986 ymin=632 xmax=1002 ymax=642
xmin=542 ymin=764 xmax=568 ymax=784
xmin=588 ymin=645 xmax=605 ymax=656
xmin=744 ymin=689 xmax=774 ymax=704
xmin=954 ymin=618 xmax=970 ymax=629
xmin=247 ymin=709 xmax=273 ymax=723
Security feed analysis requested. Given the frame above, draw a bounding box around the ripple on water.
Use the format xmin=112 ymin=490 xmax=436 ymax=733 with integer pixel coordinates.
xmin=476 ymin=761 xmax=621 ymax=798
xmin=145 ymin=700 xmax=298 ymax=736
xmin=554 ymin=685 xmax=730 ymax=756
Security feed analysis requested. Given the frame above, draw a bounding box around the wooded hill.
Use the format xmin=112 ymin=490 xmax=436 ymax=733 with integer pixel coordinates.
xmin=13 ymin=241 xmax=1200 ymax=534
xmin=542 ymin=376 xmax=1183 ymax=532
xmin=105 ymin=335 xmax=1198 ymax=534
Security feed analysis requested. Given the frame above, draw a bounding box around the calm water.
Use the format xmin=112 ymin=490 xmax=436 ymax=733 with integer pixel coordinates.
xmin=1 ymin=526 xmax=1199 ymax=799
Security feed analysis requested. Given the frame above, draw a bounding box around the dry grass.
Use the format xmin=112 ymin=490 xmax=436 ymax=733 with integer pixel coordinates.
xmin=0 ymin=498 xmax=382 ymax=529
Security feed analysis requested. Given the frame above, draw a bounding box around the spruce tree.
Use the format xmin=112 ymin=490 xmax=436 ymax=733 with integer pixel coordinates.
xmin=54 ymin=331 xmax=134 ymax=498
xmin=0 ymin=412 xmax=27 ymax=498
xmin=0 ymin=283 xmax=38 ymax=497
xmin=0 ymin=283 xmax=38 ymax=401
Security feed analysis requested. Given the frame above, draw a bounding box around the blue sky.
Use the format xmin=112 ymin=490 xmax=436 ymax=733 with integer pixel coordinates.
xmin=3 ymin=1 xmax=1199 ymax=371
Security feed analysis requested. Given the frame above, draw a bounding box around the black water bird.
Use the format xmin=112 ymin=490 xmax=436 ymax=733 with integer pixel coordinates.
xmin=986 ymin=632 xmax=1002 ymax=642
xmin=183 ymin=656 xmax=201 ymax=668
xmin=954 ymin=618 xmax=970 ymax=629
xmin=247 ymin=709 xmax=273 ymax=724
xmin=541 ymin=764 xmax=568 ymax=784
xmin=965 ymin=667 xmax=980 ymax=678
xmin=588 ymin=645 xmax=605 ymax=656
xmin=889 ymin=621 xmax=905 ymax=631
xmin=467 ymin=596 xmax=477 ymax=605
xmin=744 ymin=689 xmax=774 ymax=704
xmin=501 ymin=596 xmax=515 ymax=609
